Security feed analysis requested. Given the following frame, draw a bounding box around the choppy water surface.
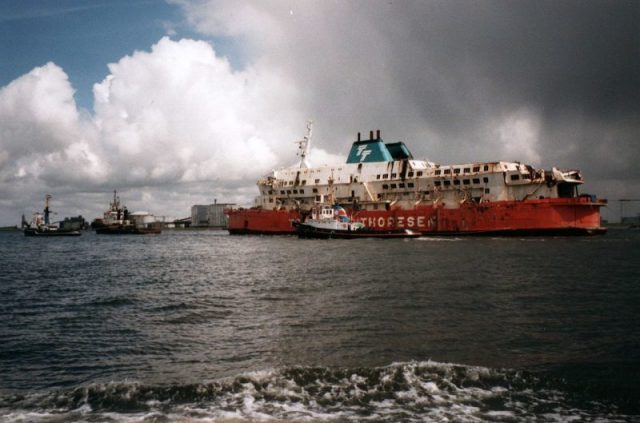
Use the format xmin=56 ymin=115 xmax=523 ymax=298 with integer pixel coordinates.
xmin=0 ymin=229 xmax=638 ymax=422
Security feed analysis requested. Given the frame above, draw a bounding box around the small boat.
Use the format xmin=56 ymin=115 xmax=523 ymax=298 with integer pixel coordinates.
xmin=23 ymin=195 xmax=81 ymax=237
xmin=94 ymin=190 xmax=161 ymax=235
xmin=294 ymin=205 xmax=421 ymax=239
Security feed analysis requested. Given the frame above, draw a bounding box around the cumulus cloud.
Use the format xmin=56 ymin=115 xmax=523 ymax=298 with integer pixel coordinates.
xmin=0 ymin=37 xmax=333 ymax=222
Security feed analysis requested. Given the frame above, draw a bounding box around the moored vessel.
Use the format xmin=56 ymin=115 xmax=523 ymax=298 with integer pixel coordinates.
xmin=23 ymin=195 xmax=81 ymax=237
xmin=94 ymin=191 xmax=161 ymax=235
xmin=227 ymin=123 xmax=607 ymax=236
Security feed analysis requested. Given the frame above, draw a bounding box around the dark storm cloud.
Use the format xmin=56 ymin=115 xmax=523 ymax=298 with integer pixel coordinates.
xmin=270 ymin=0 xmax=639 ymax=181
xmin=384 ymin=0 xmax=640 ymax=179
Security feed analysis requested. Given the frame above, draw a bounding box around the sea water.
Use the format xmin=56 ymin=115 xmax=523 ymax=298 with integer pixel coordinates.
xmin=0 ymin=229 xmax=638 ymax=422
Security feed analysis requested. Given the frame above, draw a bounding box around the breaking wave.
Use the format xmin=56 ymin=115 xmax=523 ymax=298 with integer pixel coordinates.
xmin=0 ymin=361 xmax=630 ymax=422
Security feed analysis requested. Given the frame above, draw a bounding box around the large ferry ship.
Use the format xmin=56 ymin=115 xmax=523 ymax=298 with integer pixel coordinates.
xmin=227 ymin=122 xmax=606 ymax=235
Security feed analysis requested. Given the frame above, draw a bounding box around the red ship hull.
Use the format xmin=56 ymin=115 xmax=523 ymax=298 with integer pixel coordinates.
xmin=227 ymin=196 xmax=606 ymax=236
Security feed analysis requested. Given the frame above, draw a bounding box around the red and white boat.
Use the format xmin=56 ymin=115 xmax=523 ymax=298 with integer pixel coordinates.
xmin=294 ymin=204 xmax=421 ymax=239
xmin=227 ymin=122 xmax=606 ymax=236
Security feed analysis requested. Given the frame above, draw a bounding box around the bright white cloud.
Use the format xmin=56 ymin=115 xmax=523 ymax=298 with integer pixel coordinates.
xmin=0 ymin=36 xmax=335 ymax=223
xmin=92 ymin=37 xmax=304 ymax=184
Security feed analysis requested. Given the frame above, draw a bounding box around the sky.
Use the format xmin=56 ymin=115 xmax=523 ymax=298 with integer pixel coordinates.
xmin=0 ymin=0 xmax=638 ymax=225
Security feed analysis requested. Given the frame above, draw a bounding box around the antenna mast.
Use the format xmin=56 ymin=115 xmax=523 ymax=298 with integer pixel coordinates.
xmin=296 ymin=120 xmax=313 ymax=169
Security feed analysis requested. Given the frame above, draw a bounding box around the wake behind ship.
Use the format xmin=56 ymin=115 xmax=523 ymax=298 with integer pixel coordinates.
xmin=227 ymin=123 xmax=606 ymax=236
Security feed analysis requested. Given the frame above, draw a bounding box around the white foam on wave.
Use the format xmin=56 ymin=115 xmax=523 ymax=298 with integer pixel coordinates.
xmin=1 ymin=360 xmax=633 ymax=422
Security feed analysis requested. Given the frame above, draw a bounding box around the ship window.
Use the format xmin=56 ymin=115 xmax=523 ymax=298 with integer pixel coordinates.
xmin=300 ymin=189 xmax=304 ymax=194
xmin=485 ymin=188 xmax=490 ymax=194
xmin=376 ymin=174 xmax=380 ymax=179
xmin=312 ymin=188 xmax=318 ymax=193
xmin=473 ymin=166 xmax=480 ymax=172
xmin=315 ymin=179 xmax=320 ymax=184
xmin=383 ymin=174 xmax=388 ymax=179
xmin=521 ymin=174 xmax=529 ymax=179
xmin=269 ymin=198 xmax=273 ymax=203
xmin=453 ymin=180 xmax=460 ymax=185
xmin=301 ymin=180 xmax=306 ymax=185
xmin=444 ymin=169 xmax=451 ymax=175
xmin=280 ymin=190 xmax=285 ymax=194
xmin=293 ymin=189 xmax=298 ymax=194
xmin=399 ymin=183 xmax=405 ymax=188
xmin=444 ymin=180 xmax=451 ymax=186
xmin=483 ymin=177 xmax=489 ymax=183
xmin=289 ymin=181 xmax=294 ymax=185
xmin=391 ymin=173 xmax=397 ymax=178
xmin=454 ymin=168 xmax=461 ymax=174
xmin=268 ymin=190 xmax=273 ymax=195
xmin=408 ymin=171 xmax=414 ymax=177
xmin=408 ymin=182 xmax=414 ymax=188
xmin=417 ymin=171 xmax=423 ymax=176
xmin=434 ymin=181 xmax=441 ymax=187
xmin=464 ymin=168 xmax=470 ymax=173
xmin=382 ymin=184 xmax=389 ymax=189
xmin=286 ymin=190 xmax=292 ymax=194
xmin=510 ymin=174 xmax=520 ymax=181
xmin=435 ymin=169 xmax=441 ymax=176
xmin=377 ymin=194 xmax=382 ymax=200
xmin=473 ymin=178 xmax=480 ymax=184
xmin=484 ymin=165 xmax=489 ymax=171
xmin=390 ymin=184 xmax=397 ymax=189
xmin=463 ymin=179 xmax=470 ymax=185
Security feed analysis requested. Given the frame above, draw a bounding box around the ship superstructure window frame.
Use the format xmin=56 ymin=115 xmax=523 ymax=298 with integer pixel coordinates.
xmin=473 ymin=178 xmax=480 ymax=184
xmin=453 ymin=180 xmax=460 ymax=186
xmin=383 ymin=174 xmax=389 ymax=179
xmin=444 ymin=169 xmax=451 ymax=175
xmin=408 ymin=171 xmax=414 ymax=177
xmin=434 ymin=181 xmax=441 ymax=187
xmin=315 ymin=179 xmax=320 ymax=184
xmin=391 ymin=173 xmax=397 ymax=178
xmin=435 ymin=169 xmax=441 ymax=176
xmin=483 ymin=177 xmax=489 ymax=183
xmin=510 ymin=174 xmax=520 ymax=181
xmin=444 ymin=180 xmax=451 ymax=187
xmin=463 ymin=179 xmax=470 ymax=185
xmin=463 ymin=168 xmax=470 ymax=173
xmin=382 ymin=184 xmax=389 ymax=189
xmin=484 ymin=165 xmax=489 ymax=171
xmin=408 ymin=182 xmax=414 ymax=188
xmin=416 ymin=171 xmax=423 ymax=177
xmin=473 ymin=166 xmax=480 ymax=172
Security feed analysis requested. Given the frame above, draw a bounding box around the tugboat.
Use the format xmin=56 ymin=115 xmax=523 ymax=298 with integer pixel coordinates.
xmin=23 ymin=195 xmax=81 ymax=237
xmin=94 ymin=191 xmax=161 ymax=235
xmin=294 ymin=204 xmax=421 ymax=239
